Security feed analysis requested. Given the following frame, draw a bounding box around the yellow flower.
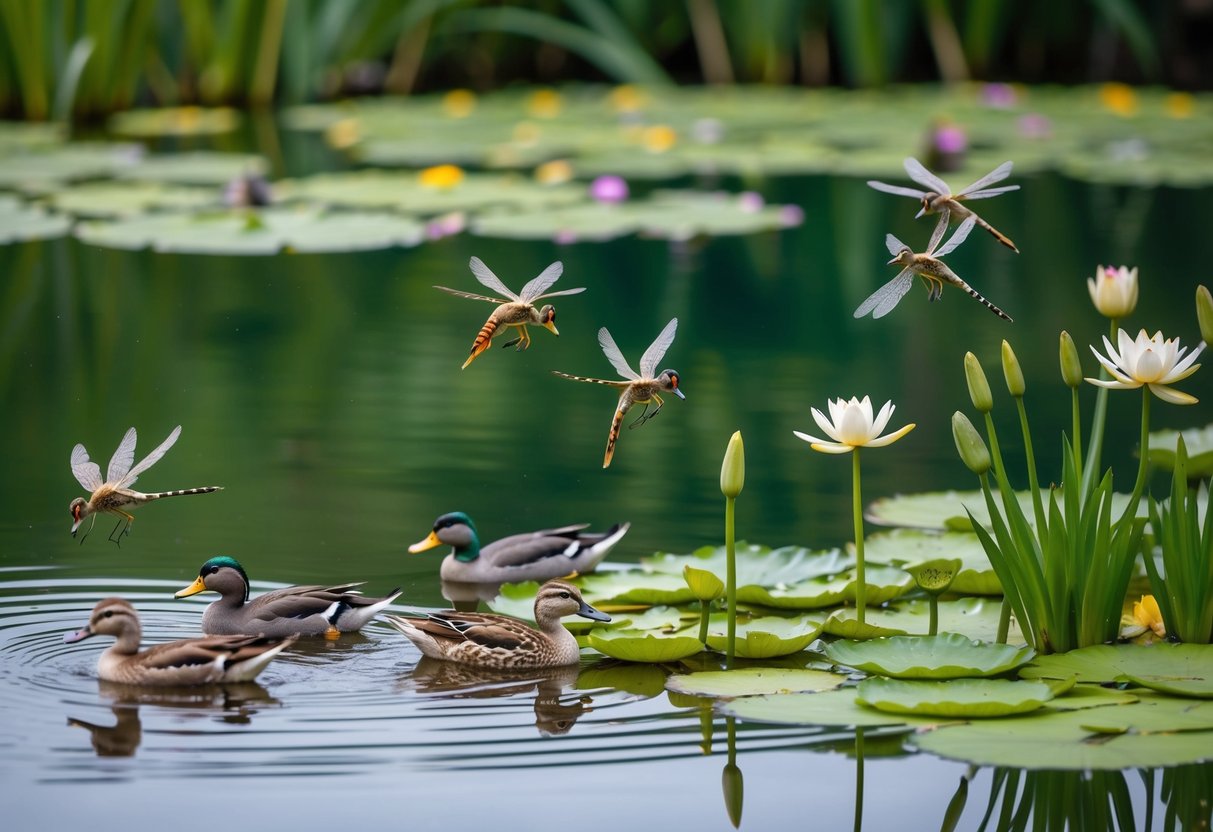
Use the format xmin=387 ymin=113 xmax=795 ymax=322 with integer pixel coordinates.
xmin=1087 ymin=265 xmax=1139 ymax=319
xmin=535 ymin=159 xmax=573 ymax=185
xmin=642 ymin=125 xmax=677 ymax=153
xmin=418 ymin=164 xmax=464 ymax=190
xmin=325 ymin=118 xmax=361 ymax=149
xmin=794 ymin=396 xmax=915 ymax=454
xmin=1099 ymin=83 xmax=1138 ymax=117
xmin=1165 ymin=92 xmax=1193 ymax=119
xmin=1133 ymin=594 xmax=1166 ymax=637
xmin=527 ymin=89 xmax=562 ymax=118
xmin=1086 ymin=328 xmax=1204 ymax=405
xmin=442 ymin=89 xmax=477 ymax=118
xmin=609 ymin=85 xmax=647 ymax=113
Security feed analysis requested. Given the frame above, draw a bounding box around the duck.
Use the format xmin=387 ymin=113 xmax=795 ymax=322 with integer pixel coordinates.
xmin=174 ymin=556 xmax=402 ymax=637
xmin=408 ymin=512 xmax=630 ymax=583
xmin=385 ymin=579 xmax=610 ymax=669
xmin=63 ymin=597 xmax=295 ymax=685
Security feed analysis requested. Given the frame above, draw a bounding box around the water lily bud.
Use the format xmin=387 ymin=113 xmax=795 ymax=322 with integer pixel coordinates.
xmin=1059 ymin=331 xmax=1083 ymax=388
xmin=1001 ymin=340 xmax=1025 ymax=397
xmin=952 ymin=412 xmax=991 ymax=475
xmin=721 ymin=763 xmax=744 ymax=828
xmin=964 ymin=352 xmax=994 ymax=413
xmin=1087 ymin=265 xmax=1138 ymax=319
xmin=720 ymin=431 xmax=745 ymax=499
xmin=684 ymin=565 xmax=725 ymax=601
xmin=1197 ymin=285 xmax=1213 ymax=345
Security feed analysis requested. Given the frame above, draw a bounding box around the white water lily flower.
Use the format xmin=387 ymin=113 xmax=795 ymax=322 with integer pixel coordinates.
xmin=1087 ymin=328 xmax=1204 ymax=405
xmin=1087 ymin=265 xmax=1138 ymax=318
xmin=793 ymin=396 xmax=915 ymax=454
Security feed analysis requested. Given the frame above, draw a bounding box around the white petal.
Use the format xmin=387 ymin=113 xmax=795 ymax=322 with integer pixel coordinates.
xmin=1149 ymin=384 xmax=1198 ymax=405
xmin=793 ymin=430 xmax=831 ymax=445
xmin=810 ymin=442 xmax=855 ymax=455
xmin=857 ymin=396 xmax=875 ymax=425
xmin=866 ymin=423 xmax=916 ymax=448
xmin=1133 ymin=348 xmax=1164 ymax=382
xmin=827 ymin=398 xmax=845 ymax=426
xmin=837 ymin=402 xmax=875 ymax=444
xmin=810 ymin=407 xmax=841 ymax=441
xmin=871 ymin=400 xmax=895 ymax=436
xmin=1085 ymin=377 xmax=1140 ymax=390
xmin=1162 ymin=361 xmax=1201 ymax=385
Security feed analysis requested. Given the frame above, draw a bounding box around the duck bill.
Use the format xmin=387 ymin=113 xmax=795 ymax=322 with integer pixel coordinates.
xmin=70 ymin=517 xmax=83 ymax=536
xmin=577 ymin=601 xmax=611 ymax=623
xmin=174 ymin=576 xmax=208 ymax=598
xmin=886 ymin=256 xmax=900 ymax=266
xmin=672 ymin=387 xmax=686 ymax=400
xmin=63 ymin=626 xmax=92 ymax=644
xmin=408 ymin=530 xmax=444 ymax=554
xmin=543 ymin=320 xmax=560 ymax=337
xmin=914 ymin=206 xmax=928 ymax=219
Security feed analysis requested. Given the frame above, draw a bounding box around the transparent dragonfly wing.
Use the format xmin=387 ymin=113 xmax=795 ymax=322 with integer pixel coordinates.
xmin=885 ymin=233 xmax=908 ymax=258
xmin=518 ymin=261 xmax=564 ymax=303
xmin=117 ymin=425 xmax=181 ymax=489
xmin=531 ymin=286 xmax=587 ymax=301
xmin=866 ymin=180 xmax=926 ymax=199
xmin=903 ymin=158 xmax=951 ymax=195
xmin=956 ymin=161 xmax=1013 ymax=197
xmin=468 ymin=256 xmax=520 ymax=301
xmin=639 ymin=318 xmax=678 ymax=379
xmin=70 ymin=443 xmax=103 ymax=492
xmin=597 ymin=328 xmax=640 ymax=380
xmin=934 ymin=216 xmax=977 ymax=259
xmin=854 ymin=269 xmax=914 ymax=319
xmin=106 ymin=427 xmax=137 ymax=484
xmin=925 ymin=211 xmax=950 ymax=255
xmin=962 ymin=185 xmax=1019 ymax=201
xmin=433 ymin=285 xmax=506 ymax=304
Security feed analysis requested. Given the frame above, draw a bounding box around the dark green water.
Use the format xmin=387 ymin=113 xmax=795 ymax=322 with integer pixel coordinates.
xmin=2 ymin=128 xmax=1212 ymax=829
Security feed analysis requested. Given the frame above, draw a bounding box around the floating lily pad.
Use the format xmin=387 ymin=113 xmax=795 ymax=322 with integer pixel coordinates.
xmin=737 ymin=565 xmax=913 ymax=610
xmin=722 ymin=687 xmax=945 ymax=728
xmin=856 ymin=677 xmax=1059 ymax=718
xmin=862 ymin=529 xmax=1000 ymax=595
xmin=825 ymin=633 xmax=1035 ymax=679
xmin=585 ymin=628 xmax=704 ymax=662
xmin=866 ymin=489 xmax=1140 ymax=530
xmin=472 ymin=202 xmax=641 ymax=243
xmin=0 ymin=120 xmax=66 ymax=151
xmin=0 ymin=143 xmax=144 ymax=192
xmin=644 ymin=544 xmax=852 ymax=587
xmin=703 ymin=614 xmax=824 ymax=658
xmin=1147 ymin=424 xmax=1213 ymax=476
xmin=576 ymin=661 xmax=668 ymax=696
xmin=108 ymin=106 xmax=240 ymax=137
xmin=0 ymin=196 xmax=71 ymax=242
xmin=666 ymin=668 xmax=845 ymax=698
xmin=824 ymin=598 xmax=1010 ymax=642
xmin=40 ymin=181 xmax=215 ymax=219
xmin=74 ymin=207 xmax=424 ymax=255
xmin=1021 ymin=643 xmax=1213 ymax=697
xmin=575 ymin=570 xmax=697 ymax=606
xmin=116 ymin=151 xmax=267 ymax=186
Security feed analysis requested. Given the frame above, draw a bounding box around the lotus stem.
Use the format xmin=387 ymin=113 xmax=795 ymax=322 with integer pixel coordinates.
xmin=928 ymin=595 xmax=939 ymax=636
xmin=1126 ymin=387 xmax=1152 ymax=519
xmin=1071 ymin=386 xmax=1083 ymax=475
xmin=699 ymin=599 xmax=710 ymax=644
xmin=982 ymin=412 xmax=1008 ymax=485
xmin=1082 ymin=318 xmax=1118 ymax=494
xmin=853 ymin=727 xmax=866 ymax=832
xmin=725 ymin=495 xmax=736 ymax=669
xmin=1015 ymin=396 xmax=1045 ymax=531
xmin=852 ymin=448 xmax=867 ymax=626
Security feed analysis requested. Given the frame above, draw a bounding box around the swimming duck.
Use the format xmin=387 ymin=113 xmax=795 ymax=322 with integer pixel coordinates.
xmin=386 ymin=579 xmax=610 ymax=669
xmin=175 ymin=556 xmax=402 ymax=637
xmin=63 ymin=597 xmax=295 ymax=685
xmin=408 ymin=512 xmax=630 ymax=583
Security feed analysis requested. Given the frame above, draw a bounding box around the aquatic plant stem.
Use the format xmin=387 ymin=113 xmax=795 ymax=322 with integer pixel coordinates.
xmin=1015 ymin=396 xmax=1046 ymax=530
xmin=852 ymin=448 xmax=866 ymax=627
xmin=928 ymin=595 xmax=939 ymax=636
xmin=996 ymin=599 xmax=1010 ymax=644
xmin=853 ymin=727 xmax=866 ymax=832
xmin=1082 ymin=318 xmax=1118 ymax=494
xmin=725 ymin=495 xmax=736 ymax=669
xmin=1071 ymin=387 xmax=1083 ymax=474
xmin=1126 ymin=388 xmax=1152 ymax=518
xmin=698 ymin=599 xmax=710 ymax=644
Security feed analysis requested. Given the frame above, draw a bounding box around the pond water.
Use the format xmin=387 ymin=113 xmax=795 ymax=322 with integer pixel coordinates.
xmin=2 ymin=122 xmax=1212 ymax=830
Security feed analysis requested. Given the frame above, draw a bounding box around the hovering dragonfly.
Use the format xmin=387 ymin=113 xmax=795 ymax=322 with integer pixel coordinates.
xmin=867 ymin=158 xmax=1020 ymax=253
xmin=854 ymin=214 xmax=1013 ymax=322
xmin=69 ymin=425 xmax=223 ymax=544
xmin=435 ymin=257 xmax=586 ymax=369
xmin=552 ymin=318 xmax=685 ymax=469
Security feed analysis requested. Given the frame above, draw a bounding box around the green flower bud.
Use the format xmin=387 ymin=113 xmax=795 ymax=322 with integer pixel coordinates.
xmin=1001 ymin=340 xmax=1025 ymax=397
xmin=952 ymin=411 xmax=991 ymax=475
xmin=964 ymin=352 xmax=993 ymax=413
xmin=720 ymin=430 xmax=745 ymax=499
xmin=683 ymin=565 xmax=725 ymax=601
xmin=905 ymin=558 xmax=961 ymax=595
xmin=1059 ymin=331 xmax=1083 ymax=388
xmin=1197 ymin=285 xmax=1213 ymax=345
xmin=721 ymin=763 xmax=744 ymax=828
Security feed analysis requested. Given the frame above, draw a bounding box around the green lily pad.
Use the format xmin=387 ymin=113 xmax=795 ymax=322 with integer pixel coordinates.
xmin=0 ymin=196 xmax=71 ymax=242
xmin=1020 ymin=643 xmax=1213 ymax=696
xmin=487 ymin=583 xmax=688 ymax=633
xmin=824 ymin=597 xmax=1011 ymax=642
xmin=683 ymin=565 xmax=724 ymax=600
xmin=703 ymin=614 xmax=824 ymax=658
xmin=585 ymin=628 xmax=704 ymax=662
xmin=722 ymin=687 xmax=945 ymax=728
xmin=1147 ymin=424 xmax=1213 ymax=475
xmin=737 ymin=565 xmax=913 ymax=610
xmin=856 ymin=677 xmax=1058 ymax=718
xmin=39 ymin=181 xmax=216 ymax=219
xmin=862 ymin=529 xmax=1000 ymax=595
xmin=108 ymin=106 xmax=240 ymax=137
xmin=74 ymin=208 xmax=424 ymax=255
xmin=905 ymin=558 xmax=961 ymax=593
xmin=825 ymin=633 xmax=1035 ymax=679
xmin=575 ymin=570 xmax=698 ymax=606
xmin=665 ymin=668 xmax=845 ymax=698
xmin=0 ymin=143 xmax=144 ymax=192
xmin=0 ymin=120 xmax=66 ymax=152
xmin=115 ymin=151 xmax=267 ymax=186
xmin=912 ymin=692 xmax=1213 ymax=769
xmin=867 ymin=489 xmax=1142 ymax=531
xmin=576 ymin=662 xmax=669 ymax=696
xmin=644 ymin=544 xmax=852 ymax=587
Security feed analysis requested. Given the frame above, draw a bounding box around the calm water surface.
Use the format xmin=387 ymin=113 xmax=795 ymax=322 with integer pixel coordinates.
xmin=2 ymin=124 xmax=1212 ymax=830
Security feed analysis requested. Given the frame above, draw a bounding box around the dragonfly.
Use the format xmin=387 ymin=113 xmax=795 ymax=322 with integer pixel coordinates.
xmin=69 ymin=425 xmax=223 ymax=544
xmin=854 ymin=214 xmax=1013 ymax=322
xmin=552 ymin=318 xmax=685 ymax=468
xmin=436 ymin=256 xmax=586 ymax=369
xmin=867 ymin=158 xmax=1020 ymax=253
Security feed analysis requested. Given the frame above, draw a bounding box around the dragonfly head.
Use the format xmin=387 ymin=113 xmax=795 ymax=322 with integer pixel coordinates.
xmin=538 ymin=304 xmax=559 ymax=336
xmin=916 ymin=194 xmax=939 ymax=219
xmin=69 ymin=497 xmax=88 ymax=535
xmin=659 ymin=369 xmax=686 ymax=400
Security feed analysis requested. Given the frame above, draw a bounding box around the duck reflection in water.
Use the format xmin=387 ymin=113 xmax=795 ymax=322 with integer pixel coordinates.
xmin=66 ymin=680 xmax=278 ymax=757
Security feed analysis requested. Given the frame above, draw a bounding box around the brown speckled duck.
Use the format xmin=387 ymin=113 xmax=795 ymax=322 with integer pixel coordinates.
xmin=175 ymin=556 xmax=401 ymax=637
xmin=63 ymin=598 xmax=295 ymax=685
xmin=386 ymin=580 xmax=610 ymax=669
xmin=408 ymin=512 xmax=629 ymax=583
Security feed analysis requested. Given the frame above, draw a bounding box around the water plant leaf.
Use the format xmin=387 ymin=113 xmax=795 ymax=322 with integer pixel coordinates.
xmin=722 ymin=688 xmax=944 ymax=728
xmin=74 ymin=208 xmax=424 ymax=254
xmin=585 ymin=628 xmax=704 ymax=662
xmin=644 ymin=544 xmax=852 ymax=587
xmin=1147 ymin=423 xmax=1213 ymax=476
xmin=575 ymin=570 xmax=698 ymax=606
xmin=665 ymin=668 xmax=845 ymax=698
xmin=0 ymin=196 xmax=71 ymax=242
xmin=576 ymin=662 xmax=669 ymax=696
xmin=1020 ymin=643 xmax=1213 ymax=693
xmin=0 ymin=143 xmax=144 ymax=192
xmin=824 ymin=633 xmax=1035 ymax=679
xmin=861 ymin=528 xmax=1000 ymax=594
xmin=108 ymin=107 xmax=240 ymax=137
xmin=856 ymin=677 xmax=1057 ymax=718
xmin=40 ymin=181 xmax=216 ymax=219
xmin=824 ymin=598 xmax=1010 ymax=642
xmin=866 ymin=489 xmax=1141 ymax=531
xmin=703 ymin=614 xmax=824 ymax=659
xmin=737 ymin=565 xmax=912 ymax=610
xmin=115 ymin=151 xmax=268 ymax=186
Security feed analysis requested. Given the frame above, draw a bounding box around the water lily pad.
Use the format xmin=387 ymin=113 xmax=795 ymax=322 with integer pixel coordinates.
xmin=74 ymin=207 xmax=424 ymax=254
xmin=862 ymin=529 xmax=1000 ymax=595
xmin=824 ymin=633 xmax=1035 ymax=679
xmin=666 ymin=668 xmax=845 ymax=698
xmin=866 ymin=489 xmax=1141 ymax=530
xmin=472 ymin=202 xmax=641 ymax=243
xmin=0 ymin=196 xmax=71 ymax=242
xmin=857 ymin=677 xmax=1058 ymax=718
xmin=40 ymin=181 xmax=216 ymax=219
xmin=576 ymin=662 xmax=668 ymax=696
xmin=824 ymin=597 xmax=1010 ymax=642
xmin=116 ymin=151 xmax=267 ymax=186
xmin=722 ymin=687 xmax=944 ymax=728
xmin=737 ymin=565 xmax=912 ymax=610
xmin=0 ymin=143 xmax=144 ymax=192
xmin=703 ymin=614 xmax=824 ymax=658
xmin=585 ymin=628 xmax=704 ymax=662
xmin=1020 ymin=643 xmax=1213 ymax=695
xmin=644 ymin=544 xmax=852 ymax=587
xmin=1147 ymin=424 xmax=1213 ymax=476
xmin=575 ymin=570 xmax=697 ymax=606
xmin=108 ymin=106 xmax=240 ymax=137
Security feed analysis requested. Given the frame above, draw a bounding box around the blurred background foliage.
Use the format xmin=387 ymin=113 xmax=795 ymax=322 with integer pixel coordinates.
xmin=0 ymin=0 xmax=1206 ymax=122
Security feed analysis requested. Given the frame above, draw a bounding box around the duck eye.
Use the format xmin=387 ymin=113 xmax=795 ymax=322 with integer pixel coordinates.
xmin=559 ymin=592 xmax=571 ymax=599
xmin=103 ymin=610 xmax=113 ymax=618
xmin=206 ymin=565 xmax=219 ymax=575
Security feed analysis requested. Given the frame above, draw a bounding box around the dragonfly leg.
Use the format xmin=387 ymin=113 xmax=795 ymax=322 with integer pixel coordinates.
xmin=78 ymin=513 xmax=97 ymax=545
xmin=517 ymin=325 xmax=532 ymax=351
xmin=500 ymin=335 xmax=522 ymax=349
xmin=628 ymin=402 xmax=652 ymax=429
xmin=107 ymin=510 xmax=135 ymax=546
